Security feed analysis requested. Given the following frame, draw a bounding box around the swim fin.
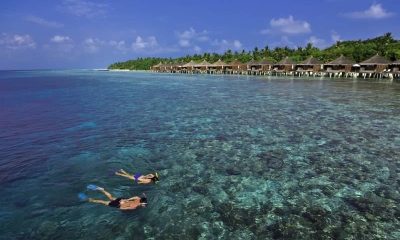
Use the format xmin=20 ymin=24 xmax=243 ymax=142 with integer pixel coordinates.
xmin=87 ymin=184 xmax=100 ymax=191
xmin=78 ymin=193 xmax=88 ymax=201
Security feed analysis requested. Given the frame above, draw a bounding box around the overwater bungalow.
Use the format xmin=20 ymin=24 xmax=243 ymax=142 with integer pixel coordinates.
xmin=193 ymin=60 xmax=211 ymax=74
xmin=225 ymin=60 xmax=247 ymax=74
xmin=247 ymin=59 xmax=273 ymax=75
xmin=272 ymin=57 xmax=296 ymax=75
xmin=151 ymin=62 xmax=162 ymax=72
xmin=169 ymin=63 xmax=183 ymax=73
xmin=390 ymin=60 xmax=400 ymax=79
xmin=158 ymin=63 xmax=170 ymax=72
xmin=323 ymin=55 xmax=355 ymax=78
xmin=181 ymin=60 xmax=196 ymax=73
xmin=247 ymin=60 xmax=261 ymax=75
xmin=359 ymin=54 xmax=391 ymax=79
xmin=259 ymin=59 xmax=273 ymax=74
xmin=209 ymin=59 xmax=227 ymax=74
xmin=295 ymin=56 xmax=322 ymax=76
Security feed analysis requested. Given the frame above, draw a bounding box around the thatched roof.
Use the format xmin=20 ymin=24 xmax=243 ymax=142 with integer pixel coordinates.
xmin=183 ymin=60 xmax=196 ymax=67
xmin=276 ymin=56 xmax=295 ymax=65
xmin=325 ymin=55 xmax=355 ymax=65
xmin=360 ymin=54 xmax=391 ymax=65
xmin=247 ymin=59 xmax=259 ymax=65
xmin=258 ymin=59 xmax=273 ymax=65
xmin=194 ymin=60 xmax=211 ymax=67
xmin=297 ymin=56 xmax=322 ymax=65
xmin=227 ymin=60 xmax=245 ymax=66
xmin=171 ymin=63 xmax=184 ymax=68
xmin=211 ymin=59 xmax=226 ymax=66
xmin=153 ymin=62 xmax=162 ymax=67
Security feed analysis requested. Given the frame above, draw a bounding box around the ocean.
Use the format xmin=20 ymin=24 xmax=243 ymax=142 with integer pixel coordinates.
xmin=0 ymin=70 xmax=399 ymax=239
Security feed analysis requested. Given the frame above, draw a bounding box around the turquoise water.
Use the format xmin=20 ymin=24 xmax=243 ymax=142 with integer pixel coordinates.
xmin=0 ymin=70 xmax=400 ymax=239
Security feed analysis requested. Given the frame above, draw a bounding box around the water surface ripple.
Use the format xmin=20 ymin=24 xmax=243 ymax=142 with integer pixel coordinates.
xmin=0 ymin=70 xmax=399 ymax=239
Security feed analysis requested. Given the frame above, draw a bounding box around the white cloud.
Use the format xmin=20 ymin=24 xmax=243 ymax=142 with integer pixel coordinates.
xmin=131 ymin=36 xmax=158 ymax=51
xmin=345 ymin=3 xmax=394 ymax=19
xmin=109 ymin=40 xmax=127 ymax=51
xmin=307 ymin=36 xmax=328 ymax=49
xmin=0 ymin=33 xmax=36 ymax=49
xmin=331 ymin=31 xmax=341 ymax=42
xmin=26 ymin=16 xmax=64 ymax=28
xmin=261 ymin=15 xmax=311 ymax=35
xmin=50 ymin=35 xmax=72 ymax=43
xmin=270 ymin=36 xmax=297 ymax=48
xmin=83 ymin=37 xmax=105 ymax=53
xmin=193 ymin=46 xmax=201 ymax=53
xmin=62 ymin=0 xmax=107 ymax=18
xmin=176 ymin=27 xmax=209 ymax=47
xmin=212 ymin=39 xmax=243 ymax=52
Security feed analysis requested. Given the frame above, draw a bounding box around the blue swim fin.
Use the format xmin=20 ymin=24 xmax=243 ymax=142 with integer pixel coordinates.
xmin=78 ymin=193 xmax=88 ymax=201
xmin=87 ymin=184 xmax=99 ymax=191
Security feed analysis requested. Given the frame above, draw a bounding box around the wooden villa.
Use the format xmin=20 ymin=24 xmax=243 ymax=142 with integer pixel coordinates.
xmin=247 ymin=59 xmax=273 ymax=75
xmin=225 ymin=60 xmax=247 ymax=74
xmin=193 ymin=60 xmax=210 ymax=74
xmin=170 ymin=63 xmax=183 ymax=73
xmin=150 ymin=55 xmax=399 ymax=80
xmin=359 ymin=54 xmax=391 ymax=79
xmin=390 ymin=60 xmax=400 ymax=79
xmin=323 ymin=55 xmax=355 ymax=78
xmin=295 ymin=56 xmax=322 ymax=76
xmin=247 ymin=60 xmax=261 ymax=75
xmin=272 ymin=57 xmax=296 ymax=75
xmin=181 ymin=60 xmax=196 ymax=73
xmin=259 ymin=59 xmax=273 ymax=74
xmin=209 ymin=59 xmax=227 ymax=74
xmin=151 ymin=62 xmax=162 ymax=72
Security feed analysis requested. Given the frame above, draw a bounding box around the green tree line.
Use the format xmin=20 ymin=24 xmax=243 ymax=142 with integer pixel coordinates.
xmin=108 ymin=33 xmax=400 ymax=70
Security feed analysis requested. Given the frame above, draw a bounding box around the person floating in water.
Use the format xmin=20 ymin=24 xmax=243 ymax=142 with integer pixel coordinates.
xmin=80 ymin=184 xmax=147 ymax=211
xmin=115 ymin=169 xmax=159 ymax=184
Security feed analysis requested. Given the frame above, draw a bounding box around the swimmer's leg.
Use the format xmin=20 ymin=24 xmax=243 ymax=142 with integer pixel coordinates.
xmin=115 ymin=169 xmax=134 ymax=180
xmin=88 ymin=198 xmax=110 ymax=206
xmin=98 ymin=188 xmax=115 ymax=201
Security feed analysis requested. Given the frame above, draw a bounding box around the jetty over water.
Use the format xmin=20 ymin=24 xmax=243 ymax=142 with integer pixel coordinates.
xmin=151 ymin=55 xmax=400 ymax=80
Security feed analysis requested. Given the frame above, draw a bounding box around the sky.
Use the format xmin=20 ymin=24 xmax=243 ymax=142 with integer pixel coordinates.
xmin=0 ymin=0 xmax=399 ymax=69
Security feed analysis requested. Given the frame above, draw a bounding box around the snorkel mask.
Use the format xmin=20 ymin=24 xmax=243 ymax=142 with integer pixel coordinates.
xmin=152 ymin=172 xmax=160 ymax=183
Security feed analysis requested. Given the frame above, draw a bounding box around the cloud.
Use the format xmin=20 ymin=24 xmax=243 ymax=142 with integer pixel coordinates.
xmin=212 ymin=39 xmax=243 ymax=52
xmin=306 ymin=36 xmax=328 ymax=49
xmin=83 ymin=37 xmax=105 ymax=53
xmin=62 ymin=0 xmax=107 ymax=18
xmin=0 ymin=33 xmax=36 ymax=50
xmin=176 ymin=27 xmax=209 ymax=48
xmin=270 ymin=36 xmax=297 ymax=48
xmin=345 ymin=3 xmax=394 ymax=19
xmin=261 ymin=15 xmax=311 ymax=35
xmin=50 ymin=35 xmax=72 ymax=43
xmin=109 ymin=40 xmax=127 ymax=51
xmin=26 ymin=16 xmax=64 ymax=28
xmin=131 ymin=36 xmax=158 ymax=51
xmin=331 ymin=31 xmax=341 ymax=42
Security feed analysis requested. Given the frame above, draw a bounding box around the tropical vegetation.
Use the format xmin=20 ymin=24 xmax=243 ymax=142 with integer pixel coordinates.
xmin=108 ymin=33 xmax=400 ymax=70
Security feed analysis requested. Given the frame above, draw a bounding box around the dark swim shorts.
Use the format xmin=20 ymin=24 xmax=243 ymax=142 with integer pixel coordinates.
xmin=108 ymin=198 xmax=122 ymax=208
xmin=134 ymin=173 xmax=142 ymax=182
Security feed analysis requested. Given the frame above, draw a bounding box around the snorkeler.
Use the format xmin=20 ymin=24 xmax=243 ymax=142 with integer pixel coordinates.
xmin=115 ymin=169 xmax=159 ymax=184
xmin=79 ymin=184 xmax=147 ymax=211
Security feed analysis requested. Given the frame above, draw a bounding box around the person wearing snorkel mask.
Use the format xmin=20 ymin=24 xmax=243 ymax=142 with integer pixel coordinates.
xmin=84 ymin=186 xmax=148 ymax=211
xmin=115 ymin=169 xmax=159 ymax=184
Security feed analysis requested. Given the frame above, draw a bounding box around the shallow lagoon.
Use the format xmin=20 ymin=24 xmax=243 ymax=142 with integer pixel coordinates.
xmin=0 ymin=70 xmax=399 ymax=239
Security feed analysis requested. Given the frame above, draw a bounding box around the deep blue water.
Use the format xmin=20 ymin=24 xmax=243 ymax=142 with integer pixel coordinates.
xmin=0 ymin=70 xmax=400 ymax=239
